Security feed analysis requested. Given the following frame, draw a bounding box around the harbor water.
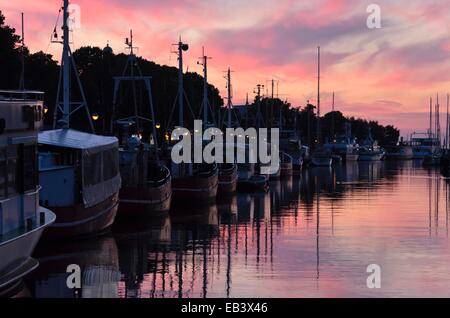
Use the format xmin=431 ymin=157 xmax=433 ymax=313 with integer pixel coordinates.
xmin=25 ymin=161 xmax=450 ymax=297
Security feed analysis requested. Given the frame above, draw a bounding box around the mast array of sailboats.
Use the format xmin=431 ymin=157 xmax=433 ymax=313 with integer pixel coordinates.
xmin=38 ymin=0 xmax=121 ymax=238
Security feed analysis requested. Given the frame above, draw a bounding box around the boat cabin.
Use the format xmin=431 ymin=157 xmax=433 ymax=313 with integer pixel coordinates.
xmin=38 ymin=129 xmax=121 ymax=208
xmin=0 ymin=90 xmax=44 ymax=236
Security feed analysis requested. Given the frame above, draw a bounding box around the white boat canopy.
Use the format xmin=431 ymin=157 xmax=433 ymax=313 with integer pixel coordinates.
xmin=38 ymin=129 xmax=118 ymax=154
xmin=39 ymin=129 xmax=121 ymax=208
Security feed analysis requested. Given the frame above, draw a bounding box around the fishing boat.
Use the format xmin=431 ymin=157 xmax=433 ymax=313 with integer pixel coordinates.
xmin=38 ymin=0 xmax=121 ymax=238
xmin=0 ymin=90 xmax=55 ymax=293
xmin=164 ymin=40 xmax=218 ymax=205
xmin=39 ymin=129 xmax=121 ymax=238
xmin=410 ymin=134 xmax=439 ymax=159
xmin=118 ymin=137 xmax=171 ymax=216
xmin=358 ymin=131 xmax=385 ymax=161
xmin=111 ymin=31 xmax=172 ymax=217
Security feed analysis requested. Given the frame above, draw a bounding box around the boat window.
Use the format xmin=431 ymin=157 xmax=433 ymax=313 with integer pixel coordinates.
xmin=83 ymin=152 xmax=102 ymax=186
xmin=103 ymin=148 xmax=119 ymax=181
xmin=0 ymin=149 xmax=6 ymax=199
xmin=6 ymin=146 xmax=18 ymax=196
xmin=22 ymin=145 xmax=38 ymax=192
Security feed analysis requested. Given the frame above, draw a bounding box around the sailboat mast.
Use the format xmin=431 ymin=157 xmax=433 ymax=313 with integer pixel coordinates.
xmin=62 ymin=0 xmax=70 ymax=127
xmin=316 ymin=46 xmax=321 ymax=144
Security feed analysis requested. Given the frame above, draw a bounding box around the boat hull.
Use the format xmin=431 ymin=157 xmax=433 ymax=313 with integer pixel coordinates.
xmin=358 ymin=153 xmax=384 ymax=161
xmin=118 ymin=181 xmax=172 ymax=217
xmin=42 ymin=192 xmax=119 ymax=239
xmin=0 ymin=207 xmax=55 ymax=291
xmin=218 ymin=165 xmax=238 ymax=195
xmin=172 ymin=172 xmax=219 ymax=204
xmin=311 ymin=156 xmax=332 ymax=167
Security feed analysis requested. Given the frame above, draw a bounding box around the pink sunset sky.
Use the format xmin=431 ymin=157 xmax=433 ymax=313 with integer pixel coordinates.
xmin=2 ymin=0 xmax=450 ymax=137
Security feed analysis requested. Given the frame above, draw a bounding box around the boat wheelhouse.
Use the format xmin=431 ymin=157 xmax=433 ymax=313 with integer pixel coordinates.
xmin=0 ymin=90 xmax=55 ymax=293
xmin=410 ymin=133 xmax=440 ymax=159
xmin=38 ymin=129 xmax=121 ymax=238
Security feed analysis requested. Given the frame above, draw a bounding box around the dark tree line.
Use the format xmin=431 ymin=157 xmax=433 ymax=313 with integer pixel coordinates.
xmin=1 ymin=11 xmax=399 ymax=145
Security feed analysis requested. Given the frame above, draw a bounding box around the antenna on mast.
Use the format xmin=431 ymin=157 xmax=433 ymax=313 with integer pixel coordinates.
xmin=52 ymin=0 xmax=94 ymax=132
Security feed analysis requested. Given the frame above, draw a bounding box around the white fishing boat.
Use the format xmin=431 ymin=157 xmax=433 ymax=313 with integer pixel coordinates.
xmin=38 ymin=0 xmax=121 ymax=238
xmin=0 ymin=90 xmax=55 ymax=293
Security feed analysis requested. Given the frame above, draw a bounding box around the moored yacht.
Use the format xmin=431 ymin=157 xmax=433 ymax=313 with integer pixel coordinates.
xmin=0 ymin=90 xmax=55 ymax=292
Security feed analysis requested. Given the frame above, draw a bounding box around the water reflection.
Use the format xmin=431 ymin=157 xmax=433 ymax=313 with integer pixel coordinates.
xmin=27 ymin=161 xmax=450 ymax=297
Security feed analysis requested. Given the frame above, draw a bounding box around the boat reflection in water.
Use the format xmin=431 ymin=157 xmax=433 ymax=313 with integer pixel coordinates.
xmin=25 ymin=161 xmax=450 ymax=297
xmin=27 ymin=235 xmax=120 ymax=298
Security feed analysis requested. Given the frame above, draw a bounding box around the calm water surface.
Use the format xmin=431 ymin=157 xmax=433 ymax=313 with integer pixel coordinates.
xmin=26 ymin=161 xmax=450 ymax=297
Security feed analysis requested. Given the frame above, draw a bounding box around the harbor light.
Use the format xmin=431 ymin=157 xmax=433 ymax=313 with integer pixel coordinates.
xmin=155 ymin=123 xmax=161 ymax=129
xmin=43 ymin=106 xmax=49 ymax=114
xmin=91 ymin=113 xmax=99 ymax=121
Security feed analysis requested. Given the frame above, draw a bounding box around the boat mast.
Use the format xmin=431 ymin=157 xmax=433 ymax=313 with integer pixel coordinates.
xmin=227 ymin=68 xmax=232 ymax=128
xmin=62 ymin=0 xmax=70 ymax=126
xmin=445 ymin=93 xmax=450 ymax=149
xmin=53 ymin=0 xmax=94 ymax=132
xmin=178 ymin=37 xmax=185 ymax=127
xmin=198 ymin=47 xmax=212 ymax=128
xmin=436 ymin=93 xmax=441 ymax=148
xmin=331 ymin=92 xmax=335 ymax=141
xmin=316 ymin=46 xmax=321 ymax=145
xmin=429 ymin=97 xmax=433 ymax=139
xmin=19 ymin=12 xmax=25 ymax=90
